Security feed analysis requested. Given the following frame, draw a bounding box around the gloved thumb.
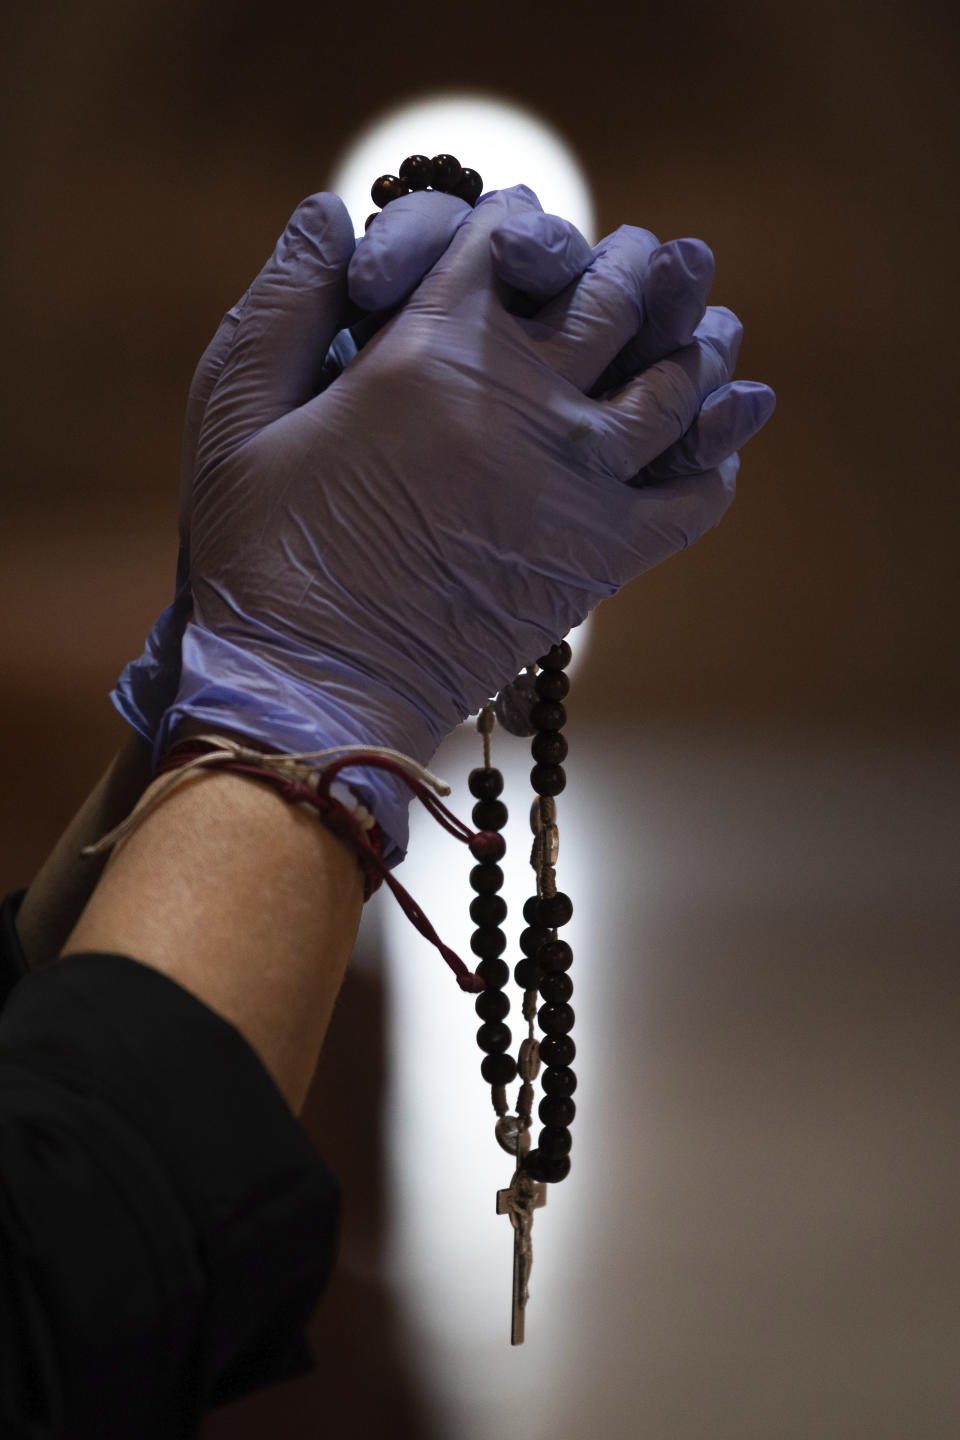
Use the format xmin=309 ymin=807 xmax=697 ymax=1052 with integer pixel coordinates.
xmin=195 ymin=192 xmax=356 ymax=473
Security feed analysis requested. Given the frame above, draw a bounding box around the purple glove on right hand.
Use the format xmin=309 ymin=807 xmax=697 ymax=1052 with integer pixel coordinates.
xmin=148 ymin=184 xmax=774 ymax=864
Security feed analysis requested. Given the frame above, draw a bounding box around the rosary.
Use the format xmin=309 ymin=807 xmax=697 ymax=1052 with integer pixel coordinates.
xmin=371 ymin=155 xmax=577 ymax=1345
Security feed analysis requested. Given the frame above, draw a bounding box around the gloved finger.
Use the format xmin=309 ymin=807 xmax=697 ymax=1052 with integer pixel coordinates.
xmin=589 ymin=306 xmax=743 ymax=482
xmin=489 ymin=210 xmax=594 ymax=302
xmin=405 ymin=184 xmax=546 ymax=315
xmin=642 ymin=380 xmax=776 ymax=482
xmin=514 ymin=224 xmax=661 ymax=391
xmin=588 ymin=238 xmax=715 ymax=397
xmin=348 ymin=190 xmax=471 ymax=310
xmin=332 ymin=203 xmax=593 ymax=385
xmin=196 ymin=192 xmax=356 ymax=469
xmin=624 ymin=453 xmax=740 ymax=558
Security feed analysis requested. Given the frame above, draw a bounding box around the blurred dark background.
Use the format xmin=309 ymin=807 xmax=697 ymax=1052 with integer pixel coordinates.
xmin=1 ymin=2 xmax=957 ymax=1437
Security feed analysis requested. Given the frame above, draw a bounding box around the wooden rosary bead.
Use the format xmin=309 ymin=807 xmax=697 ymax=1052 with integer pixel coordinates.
xmin=468 ymin=766 xmax=504 ymax=800
xmin=531 ymin=731 xmax=568 ymax=765
xmin=530 ymin=762 xmax=566 ymax=797
xmin=472 ymin=798 xmax=508 ymax=832
xmin=538 ymin=1125 xmax=572 ymax=1159
xmin=541 ymin=1064 xmax=577 ymax=1097
xmin=530 ymin=699 xmax=566 ymax=731
xmin=470 ymin=893 xmax=508 ymax=928
xmin=475 ymin=988 xmax=510 ymax=1021
xmin=522 ymin=896 xmax=541 ymax=924
xmin=536 ymin=892 xmax=573 ymax=928
xmin=481 ymin=1052 xmax=518 ymax=1085
xmin=539 ymin=1094 xmax=576 ymax=1128
xmin=399 ymin=153 xmax=434 ymax=189
xmin=538 ymin=1002 xmax=575 ymax=1036
xmin=476 ymin=956 xmax=509 ymax=988
xmin=535 ymin=1152 xmax=571 ymax=1183
xmin=538 ymin=938 xmax=573 ymax=972
xmin=371 ymin=174 xmax=409 ymax=207
xmin=453 ymin=167 xmax=483 ymax=204
xmin=514 ymin=956 xmax=543 ymax=990
xmin=477 ymin=1021 xmax=512 ymax=1054
xmin=364 ymin=213 xmax=378 ymax=230
xmin=469 ymin=861 xmax=504 ymax=894
xmin=470 ymin=927 xmax=507 ymax=959
xmin=468 ymin=830 xmax=505 ymax=862
xmin=539 ymin=971 xmax=573 ymax=1004
xmin=539 ymin=1033 xmax=576 ymax=1066
xmin=534 ymin=670 xmax=569 ymax=701
xmin=520 ymin=924 xmax=551 ymax=957
xmin=431 ymin=153 xmax=463 ymax=189
xmin=537 ymin=640 xmax=572 ymax=670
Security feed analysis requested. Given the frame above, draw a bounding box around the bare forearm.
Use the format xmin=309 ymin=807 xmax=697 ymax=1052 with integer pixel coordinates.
xmin=16 ymin=731 xmax=156 ymax=967
xmin=61 ymin=764 xmax=365 ymax=1115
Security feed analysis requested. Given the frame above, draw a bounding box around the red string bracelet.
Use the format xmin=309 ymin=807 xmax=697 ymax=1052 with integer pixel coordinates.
xmin=155 ymin=741 xmax=499 ymax=994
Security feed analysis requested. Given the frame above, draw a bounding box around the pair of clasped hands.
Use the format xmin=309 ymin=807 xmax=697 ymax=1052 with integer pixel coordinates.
xmin=113 ymin=184 xmax=776 ymax=864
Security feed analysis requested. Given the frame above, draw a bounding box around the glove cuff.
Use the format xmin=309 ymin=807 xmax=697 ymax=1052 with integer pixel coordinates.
xmin=156 ymin=623 xmax=447 ymax=868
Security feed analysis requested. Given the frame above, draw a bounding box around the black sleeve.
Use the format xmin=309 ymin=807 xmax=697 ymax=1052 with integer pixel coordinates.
xmin=0 ymin=889 xmax=340 ymax=1438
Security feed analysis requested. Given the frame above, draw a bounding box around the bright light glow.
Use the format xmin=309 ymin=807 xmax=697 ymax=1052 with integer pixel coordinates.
xmin=327 ymin=88 xmax=596 ymax=243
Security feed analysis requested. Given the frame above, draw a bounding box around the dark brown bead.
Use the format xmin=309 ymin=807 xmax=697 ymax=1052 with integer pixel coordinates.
xmin=481 ymin=1052 xmax=518 ymax=1085
xmin=540 ymin=1033 xmax=576 ymax=1066
xmin=538 ymin=1124 xmax=572 ymax=1159
xmin=523 ymin=1148 xmax=546 ymax=1182
xmin=453 ymin=167 xmax=483 ymax=205
xmin=371 ymin=174 xmax=409 ymax=208
xmin=477 ymin=1020 xmax=512 ymax=1054
xmin=431 ymin=153 xmax=462 ymax=190
xmin=539 ymin=1094 xmax=576 ymax=1127
xmin=539 ymin=971 xmax=573 ymax=1004
xmin=514 ymin=956 xmax=543 ymax=990
xmin=468 ymin=767 xmax=503 ymax=800
xmin=542 ymin=1064 xmax=577 ymax=1097
xmin=520 ymin=925 xmax=550 ymax=958
xmin=539 ymin=1002 xmax=575 ymax=1035
xmin=399 ymin=153 xmax=434 ymax=190
xmin=475 ymin=988 xmax=510 ymax=1021
xmin=468 ymin=830 xmax=505 ymax=862
xmin=537 ymin=892 xmax=573 ymax=928
xmin=364 ymin=212 xmax=378 ymax=230
xmin=537 ymin=640 xmax=572 ymax=670
xmin=530 ymin=762 xmax=566 ymax=797
xmin=469 ymin=862 xmax=503 ymax=894
xmin=472 ymin=799 xmax=507 ymax=832
xmin=476 ymin=956 xmax=509 ymax=988
xmin=537 ymin=1152 xmax=571 ymax=1183
xmin=534 ymin=669 xmax=569 ymax=701
xmin=523 ymin=896 xmax=541 ymax=925
xmin=538 ymin=939 xmax=572 ymax=973
xmin=531 ymin=731 xmax=568 ymax=765
xmin=469 ymin=893 xmax=507 ymax=928
xmin=530 ymin=699 xmax=566 ymax=731
xmin=470 ymin=927 xmax=507 ymax=959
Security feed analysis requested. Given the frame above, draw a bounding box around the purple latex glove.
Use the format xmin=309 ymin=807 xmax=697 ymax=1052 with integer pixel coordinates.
xmin=154 ymin=185 xmax=775 ymax=865
xmin=111 ymin=190 xmax=595 ymax=743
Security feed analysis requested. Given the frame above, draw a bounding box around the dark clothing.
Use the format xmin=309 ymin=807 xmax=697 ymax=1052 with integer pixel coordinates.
xmin=0 ymin=888 xmax=340 ymax=1438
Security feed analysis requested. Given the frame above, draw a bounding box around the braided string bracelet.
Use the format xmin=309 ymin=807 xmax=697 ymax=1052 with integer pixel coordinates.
xmin=80 ymin=733 xmax=503 ymax=994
